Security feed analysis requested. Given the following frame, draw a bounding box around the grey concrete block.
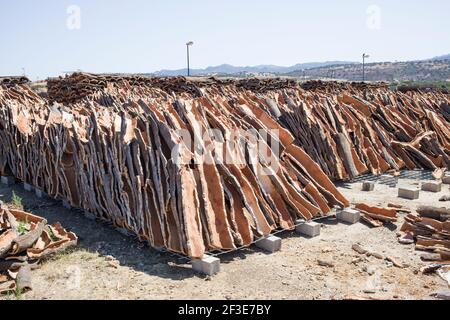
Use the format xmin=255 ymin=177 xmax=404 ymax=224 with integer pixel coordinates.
xmin=362 ymin=181 xmax=375 ymax=192
xmin=1 ymin=176 xmax=16 ymax=186
xmin=255 ymin=235 xmax=282 ymax=253
xmin=62 ymin=200 xmax=72 ymax=209
xmin=443 ymin=176 xmax=450 ymax=185
xmin=296 ymin=221 xmax=321 ymax=238
xmin=336 ymin=208 xmax=361 ymax=224
xmin=23 ymin=183 xmax=33 ymax=192
xmin=398 ymin=187 xmax=420 ymax=200
xmin=192 ymin=255 xmax=221 ymax=276
xmin=422 ymin=181 xmax=442 ymax=193
xmin=35 ymin=188 xmax=47 ymax=199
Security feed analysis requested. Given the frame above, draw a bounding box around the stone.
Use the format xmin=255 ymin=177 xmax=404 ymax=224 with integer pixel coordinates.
xmin=362 ymin=181 xmax=375 ymax=192
xmin=317 ymin=259 xmax=334 ymax=268
xmin=421 ymin=181 xmax=442 ymax=193
xmin=443 ymin=176 xmax=450 ymax=185
xmin=23 ymin=183 xmax=33 ymax=192
xmin=336 ymin=208 xmax=361 ymax=224
xmin=62 ymin=200 xmax=71 ymax=209
xmin=1 ymin=176 xmax=15 ymax=186
xmin=35 ymin=188 xmax=47 ymax=199
xmin=296 ymin=221 xmax=321 ymax=237
xmin=255 ymin=235 xmax=282 ymax=253
xmin=192 ymin=255 xmax=221 ymax=276
xmin=398 ymin=187 xmax=420 ymax=200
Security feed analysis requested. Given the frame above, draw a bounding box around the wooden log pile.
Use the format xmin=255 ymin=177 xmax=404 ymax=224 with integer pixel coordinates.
xmin=0 ymin=80 xmax=348 ymax=258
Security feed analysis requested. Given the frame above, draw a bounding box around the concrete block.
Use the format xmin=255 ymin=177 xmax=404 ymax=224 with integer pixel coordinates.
xmin=83 ymin=211 xmax=97 ymax=221
xmin=255 ymin=235 xmax=282 ymax=253
xmin=62 ymin=200 xmax=72 ymax=209
xmin=398 ymin=187 xmax=420 ymax=200
xmin=422 ymin=181 xmax=442 ymax=193
xmin=362 ymin=181 xmax=375 ymax=192
xmin=1 ymin=176 xmax=16 ymax=186
xmin=296 ymin=221 xmax=321 ymax=238
xmin=336 ymin=208 xmax=361 ymax=224
xmin=192 ymin=255 xmax=221 ymax=276
xmin=23 ymin=183 xmax=33 ymax=192
xmin=35 ymin=188 xmax=47 ymax=199
xmin=443 ymin=176 xmax=450 ymax=185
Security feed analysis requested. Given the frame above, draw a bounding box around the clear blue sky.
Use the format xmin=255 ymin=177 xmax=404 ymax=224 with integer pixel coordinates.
xmin=1 ymin=0 xmax=449 ymax=80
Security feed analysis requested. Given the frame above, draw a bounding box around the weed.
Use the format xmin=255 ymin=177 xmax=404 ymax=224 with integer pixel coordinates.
xmin=14 ymin=286 xmax=23 ymax=300
xmin=11 ymin=191 xmax=23 ymax=208
xmin=17 ymin=221 xmax=27 ymax=235
xmin=47 ymin=226 xmax=59 ymax=242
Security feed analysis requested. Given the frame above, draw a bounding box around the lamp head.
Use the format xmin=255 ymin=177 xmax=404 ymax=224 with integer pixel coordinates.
xmin=186 ymin=41 xmax=194 ymax=46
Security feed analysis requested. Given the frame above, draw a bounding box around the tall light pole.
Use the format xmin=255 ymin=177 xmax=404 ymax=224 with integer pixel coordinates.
xmin=186 ymin=41 xmax=194 ymax=77
xmin=362 ymin=53 xmax=370 ymax=82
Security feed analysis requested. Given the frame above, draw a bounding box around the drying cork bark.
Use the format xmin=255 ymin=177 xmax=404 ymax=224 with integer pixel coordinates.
xmin=1 ymin=75 xmax=449 ymax=258
xmin=0 ymin=203 xmax=77 ymax=294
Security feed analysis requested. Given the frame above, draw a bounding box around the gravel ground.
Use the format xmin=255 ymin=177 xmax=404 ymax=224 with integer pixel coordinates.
xmin=0 ymin=176 xmax=449 ymax=300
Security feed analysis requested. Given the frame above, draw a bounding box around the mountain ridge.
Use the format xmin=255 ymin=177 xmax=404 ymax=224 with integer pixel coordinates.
xmin=149 ymin=53 xmax=450 ymax=82
xmin=148 ymin=54 xmax=450 ymax=77
xmin=151 ymin=61 xmax=358 ymax=76
xmin=431 ymin=54 xmax=450 ymax=61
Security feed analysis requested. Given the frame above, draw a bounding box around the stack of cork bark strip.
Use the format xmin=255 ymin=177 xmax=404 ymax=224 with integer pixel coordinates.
xmin=0 ymin=76 xmax=30 ymax=87
xmin=1 ymin=75 xmax=449 ymax=257
xmin=0 ymin=80 xmax=348 ymax=258
xmin=269 ymin=83 xmax=450 ymax=180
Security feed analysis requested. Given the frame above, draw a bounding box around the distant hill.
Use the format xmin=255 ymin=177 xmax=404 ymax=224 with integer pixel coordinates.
xmin=430 ymin=54 xmax=450 ymax=61
xmin=149 ymin=53 xmax=450 ymax=82
xmin=286 ymin=59 xmax=450 ymax=82
xmin=150 ymin=61 xmax=357 ymax=76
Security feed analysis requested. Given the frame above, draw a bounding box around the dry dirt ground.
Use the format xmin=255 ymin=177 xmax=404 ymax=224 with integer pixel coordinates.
xmin=0 ymin=176 xmax=449 ymax=300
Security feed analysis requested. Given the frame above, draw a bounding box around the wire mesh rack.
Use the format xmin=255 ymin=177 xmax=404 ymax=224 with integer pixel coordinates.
xmin=156 ymin=212 xmax=337 ymax=264
xmin=349 ymin=169 xmax=434 ymax=185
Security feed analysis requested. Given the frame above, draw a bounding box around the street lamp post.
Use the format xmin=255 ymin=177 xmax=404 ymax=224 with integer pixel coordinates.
xmin=186 ymin=41 xmax=194 ymax=77
xmin=362 ymin=53 xmax=370 ymax=82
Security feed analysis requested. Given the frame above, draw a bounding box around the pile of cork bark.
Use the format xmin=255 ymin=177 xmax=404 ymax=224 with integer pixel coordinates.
xmin=399 ymin=206 xmax=450 ymax=260
xmin=47 ymin=73 xmax=235 ymax=104
xmin=0 ymin=203 xmax=77 ymax=294
xmin=273 ymin=83 xmax=450 ymax=180
xmin=0 ymin=76 xmax=30 ymax=87
xmin=0 ymin=80 xmax=348 ymax=258
xmin=0 ymin=75 xmax=449 ymax=258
